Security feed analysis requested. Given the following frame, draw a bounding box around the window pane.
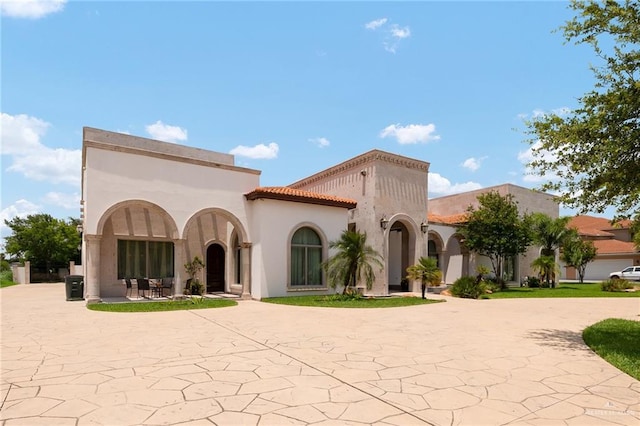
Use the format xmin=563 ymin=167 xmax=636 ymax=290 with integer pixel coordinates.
xmin=307 ymin=247 xmax=322 ymax=286
xmin=149 ymin=241 xmax=174 ymax=278
xmin=118 ymin=240 xmax=146 ymax=279
xmin=291 ymin=246 xmax=305 ymax=285
xmin=292 ymin=227 xmax=321 ymax=245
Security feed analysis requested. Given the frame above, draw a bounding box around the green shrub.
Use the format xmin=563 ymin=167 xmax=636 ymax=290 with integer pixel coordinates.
xmin=0 ymin=259 xmax=11 ymax=272
xmin=526 ymin=276 xmax=541 ymax=288
xmin=450 ymin=276 xmax=486 ymax=299
xmin=323 ymin=292 xmax=363 ymax=302
xmin=189 ymin=280 xmax=204 ymax=296
xmin=601 ymin=279 xmax=632 ymax=292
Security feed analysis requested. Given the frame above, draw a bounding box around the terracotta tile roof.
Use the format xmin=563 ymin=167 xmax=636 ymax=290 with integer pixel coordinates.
xmin=245 ymin=187 xmax=357 ymax=209
xmin=592 ymin=239 xmax=638 ymax=255
xmin=568 ymin=215 xmax=630 ymax=236
xmin=428 ymin=212 xmax=469 ymax=225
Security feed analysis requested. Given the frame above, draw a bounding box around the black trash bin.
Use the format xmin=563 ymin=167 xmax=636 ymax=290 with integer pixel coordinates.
xmin=65 ymin=275 xmax=84 ymax=301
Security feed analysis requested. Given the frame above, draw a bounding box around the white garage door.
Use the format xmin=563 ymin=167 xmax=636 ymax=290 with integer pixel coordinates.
xmin=585 ymin=259 xmax=633 ymax=281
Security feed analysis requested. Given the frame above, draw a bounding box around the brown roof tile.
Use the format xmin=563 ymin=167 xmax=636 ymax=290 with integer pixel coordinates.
xmin=428 ymin=212 xmax=469 ymax=225
xmin=568 ymin=215 xmax=631 ymax=235
xmin=592 ymin=239 xmax=638 ymax=255
xmin=245 ymin=186 xmax=357 ymax=209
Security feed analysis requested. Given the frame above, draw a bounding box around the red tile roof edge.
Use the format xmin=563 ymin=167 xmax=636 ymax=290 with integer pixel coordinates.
xmin=245 ymin=186 xmax=357 ymax=209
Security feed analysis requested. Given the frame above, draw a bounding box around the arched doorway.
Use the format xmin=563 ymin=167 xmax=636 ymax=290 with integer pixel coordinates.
xmin=206 ymin=243 xmax=225 ymax=293
xmin=387 ymin=221 xmax=410 ymax=291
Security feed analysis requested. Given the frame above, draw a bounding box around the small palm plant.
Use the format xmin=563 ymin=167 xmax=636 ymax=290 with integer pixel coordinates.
xmin=323 ymin=230 xmax=383 ymax=296
xmin=406 ymin=257 xmax=442 ymax=299
xmin=184 ymin=255 xmax=205 ymax=295
xmin=531 ymin=255 xmax=560 ymax=288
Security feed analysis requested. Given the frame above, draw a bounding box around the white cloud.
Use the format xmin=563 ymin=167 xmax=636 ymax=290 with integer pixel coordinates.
xmin=0 ymin=113 xmax=50 ymax=155
xmin=390 ymin=24 xmax=411 ymax=39
xmin=0 ymin=199 xmax=41 ymax=233
xmin=517 ymin=140 xmax=560 ymax=183
xmin=0 ymin=0 xmax=66 ymax=19
xmin=379 ymin=123 xmax=440 ymax=144
xmin=364 ymin=18 xmax=410 ymax=53
xmin=365 ymin=18 xmax=387 ymax=30
xmin=461 ymin=156 xmax=487 ymax=172
xmin=229 ymin=142 xmax=279 ymax=159
xmin=518 ymin=107 xmax=571 ymax=121
xmin=8 ymin=148 xmax=81 ymax=185
xmin=43 ymin=192 xmax=80 ymax=209
xmin=309 ymin=137 xmax=330 ymax=148
xmin=428 ymin=172 xmax=482 ymax=196
xmin=0 ymin=112 xmax=81 ymax=186
xmin=145 ymin=120 xmax=188 ymax=143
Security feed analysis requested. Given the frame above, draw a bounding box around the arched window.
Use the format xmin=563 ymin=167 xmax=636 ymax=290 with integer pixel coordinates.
xmin=291 ymin=227 xmax=323 ymax=286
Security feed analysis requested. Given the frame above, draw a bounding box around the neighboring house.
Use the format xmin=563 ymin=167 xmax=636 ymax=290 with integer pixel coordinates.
xmin=80 ymin=128 xmax=558 ymax=301
xmin=562 ymin=215 xmax=640 ymax=281
xmin=426 ymin=184 xmax=558 ymax=284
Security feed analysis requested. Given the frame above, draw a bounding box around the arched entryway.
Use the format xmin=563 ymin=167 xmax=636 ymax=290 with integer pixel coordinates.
xmin=182 ymin=207 xmax=250 ymax=298
xmin=444 ymin=234 xmax=469 ymax=284
xmin=387 ymin=221 xmax=413 ymax=292
xmin=206 ymin=243 xmax=225 ymax=293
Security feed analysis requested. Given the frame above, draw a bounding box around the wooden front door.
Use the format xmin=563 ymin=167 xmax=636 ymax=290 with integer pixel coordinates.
xmin=206 ymin=243 xmax=225 ymax=292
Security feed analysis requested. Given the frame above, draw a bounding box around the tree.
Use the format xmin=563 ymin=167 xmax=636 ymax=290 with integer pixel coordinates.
xmin=4 ymin=214 xmax=81 ymax=275
xmin=631 ymin=215 xmax=640 ymax=249
xmin=560 ymin=230 xmax=598 ymax=283
xmin=323 ymin=230 xmax=383 ymax=295
xmin=525 ymin=0 xmax=640 ymax=219
xmin=530 ymin=213 xmax=572 ymax=287
xmin=458 ymin=191 xmax=533 ymax=289
xmin=406 ymin=257 xmax=442 ymax=299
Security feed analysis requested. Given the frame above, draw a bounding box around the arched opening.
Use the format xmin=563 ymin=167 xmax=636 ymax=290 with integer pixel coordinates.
xmin=444 ymin=234 xmax=469 ymax=284
xmin=183 ymin=207 xmax=249 ymax=296
xmin=95 ymin=200 xmax=179 ymax=297
xmin=206 ymin=243 xmax=225 ymax=293
xmin=387 ymin=221 xmax=410 ymax=292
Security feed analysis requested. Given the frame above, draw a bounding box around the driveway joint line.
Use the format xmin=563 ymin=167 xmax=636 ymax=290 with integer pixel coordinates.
xmin=190 ymin=309 xmax=436 ymax=425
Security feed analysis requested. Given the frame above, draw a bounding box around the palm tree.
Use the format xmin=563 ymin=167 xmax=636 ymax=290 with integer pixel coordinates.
xmin=531 ymin=213 xmax=571 ymax=287
xmin=406 ymin=257 xmax=442 ymax=299
xmin=531 ymin=255 xmax=560 ymax=288
xmin=323 ymin=230 xmax=383 ymax=295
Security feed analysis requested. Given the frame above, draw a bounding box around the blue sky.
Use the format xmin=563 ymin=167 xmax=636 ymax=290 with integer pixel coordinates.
xmin=1 ymin=0 xmax=608 ymax=244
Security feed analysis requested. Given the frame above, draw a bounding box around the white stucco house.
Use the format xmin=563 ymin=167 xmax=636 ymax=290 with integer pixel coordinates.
xmin=80 ymin=128 xmax=558 ymax=302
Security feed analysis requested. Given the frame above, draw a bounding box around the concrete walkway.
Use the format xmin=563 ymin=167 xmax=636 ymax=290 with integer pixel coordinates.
xmin=1 ymin=283 xmax=639 ymax=425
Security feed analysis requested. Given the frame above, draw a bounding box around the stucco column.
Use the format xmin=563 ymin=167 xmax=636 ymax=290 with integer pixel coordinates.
xmin=174 ymin=239 xmax=186 ymax=297
xmin=85 ymin=234 xmax=102 ymax=304
xmin=240 ymin=242 xmax=252 ymax=300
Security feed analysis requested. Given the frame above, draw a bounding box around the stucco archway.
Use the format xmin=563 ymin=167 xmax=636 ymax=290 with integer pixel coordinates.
xmin=91 ymin=200 xmax=179 ymax=298
xmin=385 ymin=215 xmax=421 ymax=292
xmin=443 ymin=234 xmax=469 ymax=284
xmin=182 ymin=208 xmax=250 ymax=297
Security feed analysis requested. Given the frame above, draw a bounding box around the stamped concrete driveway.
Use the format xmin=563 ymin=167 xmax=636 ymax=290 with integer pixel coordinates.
xmin=1 ymin=283 xmax=639 ymax=426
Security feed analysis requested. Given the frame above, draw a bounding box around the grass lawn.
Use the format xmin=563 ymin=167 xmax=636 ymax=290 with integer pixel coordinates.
xmin=87 ymin=298 xmax=237 ymax=312
xmin=583 ymin=318 xmax=640 ymax=381
xmin=262 ymin=294 xmax=444 ymax=308
xmin=1 ymin=281 xmax=18 ymax=288
xmin=1 ymin=271 xmax=17 ymax=288
xmin=485 ymin=282 xmax=640 ymax=299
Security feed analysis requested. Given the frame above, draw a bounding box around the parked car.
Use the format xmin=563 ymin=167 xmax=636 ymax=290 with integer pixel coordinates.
xmin=609 ymin=266 xmax=640 ymax=281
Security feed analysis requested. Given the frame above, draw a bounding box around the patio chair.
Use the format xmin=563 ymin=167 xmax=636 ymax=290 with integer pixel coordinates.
xmin=124 ymin=278 xmax=133 ymax=297
xmin=137 ymin=278 xmax=150 ymax=298
xmin=161 ymin=277 xmax=173 ymax=297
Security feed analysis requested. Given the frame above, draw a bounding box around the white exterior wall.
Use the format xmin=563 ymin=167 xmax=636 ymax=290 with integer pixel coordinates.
xmin=84 ymin=147 xmax=259 ymax=238
xmin=248 ymin=199 xmax=348 ymax=299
